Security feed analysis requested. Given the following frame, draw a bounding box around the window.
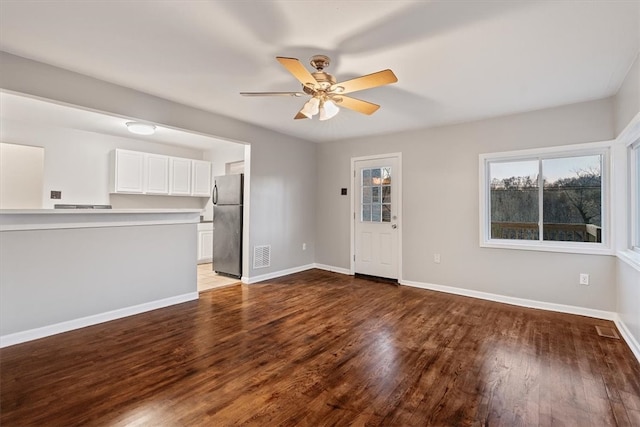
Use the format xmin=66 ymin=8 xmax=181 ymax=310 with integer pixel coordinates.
xmin=480 ymin=142 xmax=611 ymax=254
xmin=361 ymin=167 xmax=392 ymax=223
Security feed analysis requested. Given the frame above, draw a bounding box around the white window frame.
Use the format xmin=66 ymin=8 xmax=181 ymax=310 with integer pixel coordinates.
xmin=629 ymin=138 xmax=640 ymax=253
xmin=479 ymin=140 xmax=613 ymax=255
xmin=613 ymin=113 xmax=640 ymax=272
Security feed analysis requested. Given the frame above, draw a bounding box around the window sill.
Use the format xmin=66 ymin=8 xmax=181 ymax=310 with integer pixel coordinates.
xmin=617 ymin=250 xmax=640 ymax=272
xmin=480 ymin=240 xmax=614 ymax=256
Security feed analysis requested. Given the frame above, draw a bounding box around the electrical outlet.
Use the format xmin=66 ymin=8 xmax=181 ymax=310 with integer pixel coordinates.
xmin=579 ymin=273 xmax=589 ymax=285
xmin=302 ymin=243 xmax=306 ymax=251
xmin=50 ymin=190 xmax=62 ymax=199
xmin=433 ymin=253 xmax=441 ymax=264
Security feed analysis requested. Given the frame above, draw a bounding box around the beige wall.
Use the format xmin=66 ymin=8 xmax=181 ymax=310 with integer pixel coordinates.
xmin=317 ymin=98 xmax=616 ymax=311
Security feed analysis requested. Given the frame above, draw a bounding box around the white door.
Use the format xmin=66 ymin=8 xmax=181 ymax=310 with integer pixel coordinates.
xmin=354 ymin=156 xmax=400 ymax=279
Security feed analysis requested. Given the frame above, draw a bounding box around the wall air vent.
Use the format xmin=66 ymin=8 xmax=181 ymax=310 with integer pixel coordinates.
xmin=253 ymin=245 xmax=271 ymax=269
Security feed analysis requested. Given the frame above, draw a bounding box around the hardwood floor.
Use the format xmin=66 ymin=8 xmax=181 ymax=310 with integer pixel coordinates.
xmin=1 ymin=269 xmax=639 ymax=426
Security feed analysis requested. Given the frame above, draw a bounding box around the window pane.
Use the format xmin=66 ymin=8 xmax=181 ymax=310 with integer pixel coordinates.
xmin=489 ymin=160 xmax=539 ymax=240
xmin=362 ymin=169 xmax=371 ymax=186
xmin=371 ymin=168 xmax=382 ymax=185
xmin=382 ymin=204 xmax=391 ymax=222
xmin=372 ymin=186 xmax=380 ymax=203
xmin=371 ymin=203 xmax=381 ymax=222
xmin=382 ymin=167 xmax=391 ymax=185
xmin=362 ymin=186 xmax=372 ymax=203
xmin=362 ymin=203 xmax=371 ymax=222
xmin=382 ymin=186 xmax=391 ymax=203
xmin=542 ymin=155 xmax=602 ymax=243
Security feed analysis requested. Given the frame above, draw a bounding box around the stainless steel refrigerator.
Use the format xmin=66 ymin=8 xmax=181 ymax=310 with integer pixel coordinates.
xmin=212 ymin=174 xmax=243 ymax=278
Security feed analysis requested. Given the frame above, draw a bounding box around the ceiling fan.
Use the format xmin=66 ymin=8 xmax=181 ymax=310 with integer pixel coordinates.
xmin=240 ymin=55 xmax=398 ymax=121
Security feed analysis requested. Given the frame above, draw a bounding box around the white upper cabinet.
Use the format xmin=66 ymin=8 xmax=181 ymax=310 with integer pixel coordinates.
xmin=145 ymin=154 xmax=169 ymax=194
xmin=169 ymin=157 xmax=192 ymax=196
xmin=110 ymin=149 xmax=211 ymax=197
xmin=191 ymin=160 xmax=212 ymax=197
xmin=110 ymin=149 xmax=144 ymax=194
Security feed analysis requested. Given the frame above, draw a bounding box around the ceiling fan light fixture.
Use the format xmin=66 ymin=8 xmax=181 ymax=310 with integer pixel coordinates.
xmin=319 ymin=99 xmax=339 ymax=121
xmin=300 ymin=96 xmax=320 ymax=118
xmin=126 ymin=122 xmax=156 ymax=135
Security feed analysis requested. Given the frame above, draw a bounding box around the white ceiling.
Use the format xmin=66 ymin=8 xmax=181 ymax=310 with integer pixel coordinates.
xmin=0 ymin=1 xmax=638 ymax=143
xmin=0 ymin=92 xmax=240 ymax=151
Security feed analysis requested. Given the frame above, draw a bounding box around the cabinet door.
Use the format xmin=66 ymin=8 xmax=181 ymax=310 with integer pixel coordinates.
xmin=145 ymin=154 xmax=169 ymax=194
xmin=114 ymin=150 xmax=144 ymax=193
xmin=169 ymin=158 xmax=192 ymax=195
xmin=191 ymin=160 xmax=212 ymax=197
xmin=198 ymin=230 xmax=214 ymax=262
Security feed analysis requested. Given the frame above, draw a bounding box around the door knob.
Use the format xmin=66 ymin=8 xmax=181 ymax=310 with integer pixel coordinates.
xmin=391 ymin=224 xmax=397 ymax=229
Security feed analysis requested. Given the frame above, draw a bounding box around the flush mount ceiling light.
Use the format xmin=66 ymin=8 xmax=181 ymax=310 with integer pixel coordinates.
xmin=240 ymin=54 xmax=397 ymax=121
xmin=125 ymin=122 xmax=156 ymax=135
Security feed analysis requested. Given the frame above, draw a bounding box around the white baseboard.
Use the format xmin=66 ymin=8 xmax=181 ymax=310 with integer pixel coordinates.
xmin=313 ymin=263 xmax=352 ymax=276
xmin=614 ymin=316 xmax=640 ymax=363
xmin=0 ymin=292 xmax=198 ymax=348
xmin=241 ymin=263 xmax=351 ymax=284
xmin=244 ymin=264 xmax=316 ymax=284
xmin=400 ymin=279 xmax=617 ymax=320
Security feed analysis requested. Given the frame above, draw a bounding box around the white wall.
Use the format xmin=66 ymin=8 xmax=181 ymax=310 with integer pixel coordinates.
xmin=613 ymin=52 xmax=640 ymax=357
xmin=0 ymin=142 xmax=43 ymax=208
xmin=0 ymin=51 xmax=317 ymax=279
xmin=201 ymin=142 xmax=245 ymax=221
xmin=614 ymin=53 xmax=640 ymax=136
xmin=1 ymin=119 xmax=207 ymax=209
xmin=316 ymin=98 xmax=616 ymax=312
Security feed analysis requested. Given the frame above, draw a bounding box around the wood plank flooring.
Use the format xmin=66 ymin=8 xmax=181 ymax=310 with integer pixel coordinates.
xmin=1 ymin=269 xmax=639 ymax=426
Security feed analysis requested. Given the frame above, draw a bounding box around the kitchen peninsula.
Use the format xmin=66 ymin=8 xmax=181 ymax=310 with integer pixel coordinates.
xmin=0 ymin=209 xmax=201 ymax=347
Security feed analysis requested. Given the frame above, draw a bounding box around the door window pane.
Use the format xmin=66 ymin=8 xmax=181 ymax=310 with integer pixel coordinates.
xmin=382 ymin=167 xmax=391 ymax=184
xmin=363 ymin=169 xmax=372 ymax=186
xmin=489 ymin=160 xmax=539 ymax=240
xmin=362 ymin=203 xmax=371 ymax=222
xmin=372 ymin=203 xmax=381 ymax=221
xmin=542 ymin=155 xmax=602 ymax=242
xmin=362 ymin=186 xmax=372 ymax=203
xmin=372 ymin=186 xmax=380 ymax=203
xmin=371 ymin=168 xmax=381 ymax=185
xmin=382 ymin=186 xmax=391 ymax=203
xmin=382 ymin=204 xmax=391 ymax=222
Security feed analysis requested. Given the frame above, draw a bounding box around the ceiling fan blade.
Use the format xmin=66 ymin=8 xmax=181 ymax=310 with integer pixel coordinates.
xmin=294 ymin=111 xmax=308 ymax=120
xmin=335 ymin=95 xmax=380 ymax=115
xmin=240 ymin=92 xmax=305 ymax=97
xmin=332 ymin=69 xmax=398 ymax=94
xmin=276 ymin=57 xmax=318 ymax=89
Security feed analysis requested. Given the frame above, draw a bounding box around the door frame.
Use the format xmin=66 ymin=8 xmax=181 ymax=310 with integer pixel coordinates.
xmin=350 ymin=152 xmax=403 ymax=280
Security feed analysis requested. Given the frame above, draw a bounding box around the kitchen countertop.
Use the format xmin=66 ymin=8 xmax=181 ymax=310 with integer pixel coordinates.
xmin=0 ymin=209 xmax=202 ymax=214
xmin=0 ymin=209 xmax=201 ymax=231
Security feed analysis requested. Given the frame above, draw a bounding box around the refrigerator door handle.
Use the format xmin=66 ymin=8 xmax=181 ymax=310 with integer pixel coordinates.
xmin=212 ymin=184 xmax=218 ymax=205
